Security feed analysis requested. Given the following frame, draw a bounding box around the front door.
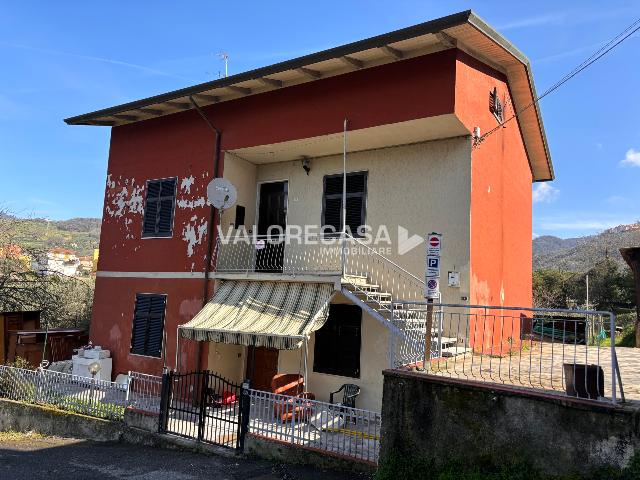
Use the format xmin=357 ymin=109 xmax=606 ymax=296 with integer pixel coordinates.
xmin=256 ymin=181 xmax=287 ymax=272
xmin=246 ymin=346 xmax=279 ymax=391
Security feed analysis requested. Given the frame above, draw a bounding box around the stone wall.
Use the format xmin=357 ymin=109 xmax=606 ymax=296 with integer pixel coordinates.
xmin=379 ymin=370 xmax=640 ymax=478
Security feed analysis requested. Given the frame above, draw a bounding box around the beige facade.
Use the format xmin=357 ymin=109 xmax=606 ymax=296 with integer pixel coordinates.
xmin=223 ymin=136 xmax=472 ymax=304
xmin=211 ymin=137 xmax=474 ymax=411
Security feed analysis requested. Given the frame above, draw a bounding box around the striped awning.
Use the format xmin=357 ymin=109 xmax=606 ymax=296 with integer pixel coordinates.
xmin=179 ymin=280 xmax=335 ymax=350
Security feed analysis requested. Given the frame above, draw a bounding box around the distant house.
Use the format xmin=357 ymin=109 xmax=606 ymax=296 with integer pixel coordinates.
xmin=32 ymin=248 xmax=80 ymax=277
xmin=66 ymin=10 xmax=552 ymax=410
xmin=77 ymin=256 xmax=94 ymax=276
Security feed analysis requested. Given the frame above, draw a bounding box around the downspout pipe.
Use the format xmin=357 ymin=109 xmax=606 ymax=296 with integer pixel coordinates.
xmin=189 ymin=95 xmax=222 ymax=371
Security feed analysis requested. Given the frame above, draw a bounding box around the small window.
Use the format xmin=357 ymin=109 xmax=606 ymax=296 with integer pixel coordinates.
xmin=142 ymin=177 xmax=177 ymax=237
xmin=313 ymin=304 xmax=361 ymax=378
xmin=322 ymin=172 xmax=367 ymax=237
xmin=130 ymin=294 xmax=166 ymax=357
xmin=489 ymin=87 xmax=504 ymax=123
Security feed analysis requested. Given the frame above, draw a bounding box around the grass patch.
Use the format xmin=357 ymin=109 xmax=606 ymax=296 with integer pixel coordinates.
xmin=0 ymin=430 xmax=44 ymax=442
xmin=601 ymin=324 xmax=636 ymax=347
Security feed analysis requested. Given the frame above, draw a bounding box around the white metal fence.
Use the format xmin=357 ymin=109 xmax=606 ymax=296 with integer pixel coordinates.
xmin=0 ymin=366 xmax=165 ymax=419
xmin=391 ymin=303 xmax=625 ymax=404
xmin=248 ymin=388 xmax=381 ymax=464
xmin=126 ymin=371 xmax=163 ymax=414
xmin=0 ymin=365 xmax=128 ymax=420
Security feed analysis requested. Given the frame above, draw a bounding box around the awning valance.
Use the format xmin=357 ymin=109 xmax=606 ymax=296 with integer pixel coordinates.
xmin=179 ymin=280 xmax=335 ymax=350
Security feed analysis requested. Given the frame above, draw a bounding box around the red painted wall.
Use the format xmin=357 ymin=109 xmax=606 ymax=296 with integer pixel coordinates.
xmin=91 ymin=277 xmax=212 ymax=375
xmin=455 ymin=51 xmax=533 ymax=353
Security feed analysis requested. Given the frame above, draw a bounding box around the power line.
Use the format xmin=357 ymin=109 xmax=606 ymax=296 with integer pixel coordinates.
xmin=475 ymin=17 xmax=640 ymax=146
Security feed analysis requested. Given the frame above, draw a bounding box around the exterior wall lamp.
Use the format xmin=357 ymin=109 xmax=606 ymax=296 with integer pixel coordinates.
xmin=302 ymin=157 xmax=311 ymax=175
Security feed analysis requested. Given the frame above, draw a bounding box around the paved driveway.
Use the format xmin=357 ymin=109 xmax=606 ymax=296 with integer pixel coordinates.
xmin=0 ymin=434 xmax=371 ymax=480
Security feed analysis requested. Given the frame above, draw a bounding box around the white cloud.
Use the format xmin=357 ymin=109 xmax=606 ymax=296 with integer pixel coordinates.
xmin=532 ymin=183 xmax=560 ymax=203
xmin=0 ymin=41 xmax=193 ymax=82
xmin=621 ymin=148 xmax=640 ymax=167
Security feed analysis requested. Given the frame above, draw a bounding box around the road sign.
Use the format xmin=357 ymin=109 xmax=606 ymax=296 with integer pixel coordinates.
xmin=426 ymin=233 xmax=442 ymax=256
xmin=426 ymin=256 xmax=440 ymax=277
xmin=425 ymin=233 xmax=442 ymax=299
xmin=425 ymin=278 xmax=440 ymax=299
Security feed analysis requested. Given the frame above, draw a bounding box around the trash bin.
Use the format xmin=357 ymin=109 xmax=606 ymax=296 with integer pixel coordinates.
xmin=563 ymin=363 xmax=604 ymax=399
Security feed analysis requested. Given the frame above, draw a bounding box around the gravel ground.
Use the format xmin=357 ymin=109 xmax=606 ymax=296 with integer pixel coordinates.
xmin=0 ymin=432 xmax=372 ymax=480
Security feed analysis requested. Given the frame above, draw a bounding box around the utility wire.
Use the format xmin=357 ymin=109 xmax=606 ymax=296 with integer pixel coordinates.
xmin=476 ymin=17 xmax=640 ymax=145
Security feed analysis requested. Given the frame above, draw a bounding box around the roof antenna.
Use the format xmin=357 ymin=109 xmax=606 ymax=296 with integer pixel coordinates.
xmin=218 ymin=52 xmax=229 ymax=78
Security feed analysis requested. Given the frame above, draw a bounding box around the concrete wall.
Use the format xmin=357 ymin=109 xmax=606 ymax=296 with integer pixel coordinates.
xmin=0 ymin=399 xmax=236 ymax=458
xmin=220 ymin=152 xmax=257 ymax=232
xmin=379 ymin=370 xmax=640 ymax=478
xmin=207 ymin=341 xmax=245 ymax=384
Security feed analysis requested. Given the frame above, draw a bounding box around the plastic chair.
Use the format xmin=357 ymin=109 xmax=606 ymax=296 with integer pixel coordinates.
xmin=329 ymin=384 xmax=360 ymax=408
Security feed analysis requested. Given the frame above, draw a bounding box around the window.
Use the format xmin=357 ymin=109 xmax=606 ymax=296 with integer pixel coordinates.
xmin=130 ymin=294 xmax=166 ymax=357
xmin=322 ymin=172 xmax=367 ymax=237
xmin=489 ymin=87 xmax=504 ymax=123
xmin=313 ymin=304 xmax=361 ymax=378
xmin=142 ymin=177 xmax=177 ymax=237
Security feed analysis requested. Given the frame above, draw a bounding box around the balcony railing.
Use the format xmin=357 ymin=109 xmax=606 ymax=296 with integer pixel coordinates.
xmin=213 ymin=233 xmax=344 ymax=275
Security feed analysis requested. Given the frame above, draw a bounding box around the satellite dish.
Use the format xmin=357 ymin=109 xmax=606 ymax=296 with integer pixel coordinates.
xmin=207 ymin=178 xmax=237 ymax=210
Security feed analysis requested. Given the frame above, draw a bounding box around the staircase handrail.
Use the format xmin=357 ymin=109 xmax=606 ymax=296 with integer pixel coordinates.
xmin=344 ymin=233 xmax=425 ymax=288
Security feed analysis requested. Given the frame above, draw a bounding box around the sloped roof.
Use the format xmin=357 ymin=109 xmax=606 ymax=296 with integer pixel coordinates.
xmin=65 ymin=10 xmax=553 ymax=180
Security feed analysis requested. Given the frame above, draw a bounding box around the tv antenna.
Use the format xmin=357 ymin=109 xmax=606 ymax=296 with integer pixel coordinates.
xmin=218 ymin=52 xmax=229 ymax=77
xmin=207 ymin=177 xmax=237 ymax=211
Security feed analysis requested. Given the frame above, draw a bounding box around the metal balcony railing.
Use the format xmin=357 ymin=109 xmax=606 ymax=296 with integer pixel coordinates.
xmin=213 ymin=233 xmax=344 ymax=275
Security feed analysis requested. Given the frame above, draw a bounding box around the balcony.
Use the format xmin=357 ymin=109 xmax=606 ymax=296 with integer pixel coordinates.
xmin=213 ymin=233 xmax=343 ymax=279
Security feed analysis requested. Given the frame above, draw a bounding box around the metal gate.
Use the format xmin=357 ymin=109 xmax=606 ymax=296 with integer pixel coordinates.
xmin=158 ymin=370 xmax=248 ymax=450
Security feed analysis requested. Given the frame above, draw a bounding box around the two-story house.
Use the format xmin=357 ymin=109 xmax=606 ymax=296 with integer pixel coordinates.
xmin=66 ymin=10 xmax=552 ymax=411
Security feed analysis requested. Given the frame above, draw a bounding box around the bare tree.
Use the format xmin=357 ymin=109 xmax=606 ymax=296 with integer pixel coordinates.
xmin=0 ymin=209 xmax=93 ymax=329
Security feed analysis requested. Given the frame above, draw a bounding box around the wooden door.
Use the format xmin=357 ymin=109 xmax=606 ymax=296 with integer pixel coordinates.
xmin=246 ymin=346 xmax=279 ymax=391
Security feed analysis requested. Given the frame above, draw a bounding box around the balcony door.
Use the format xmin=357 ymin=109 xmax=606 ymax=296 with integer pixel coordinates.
xmin=256 ymin=181 xmax=287 ymax=272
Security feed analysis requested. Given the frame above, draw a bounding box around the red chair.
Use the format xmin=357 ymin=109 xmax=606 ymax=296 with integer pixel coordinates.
xmin=270 ymin=374 xmax=315 ymax=422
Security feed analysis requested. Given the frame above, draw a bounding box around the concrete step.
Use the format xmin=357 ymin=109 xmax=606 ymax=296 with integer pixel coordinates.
xmin=343 ymin=282 xmax=382 ymax=294
xmin=356 ymin=291 xmax=392 ymax=301
xmin=342 ymin=274 xmax=370 ymax=286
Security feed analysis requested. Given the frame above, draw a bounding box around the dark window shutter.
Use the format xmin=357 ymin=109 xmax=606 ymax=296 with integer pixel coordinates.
xmin=345 ymin=196 xmax=364 ymax=235
xmin=322 ymin=172 xmax=367 ymax=237
xmin=323 ymin=197 xmax=342 ymax=233
xmin=130 ymin=294 xmax=166 ymax=357
xmin=142 ymin=177 xmax=176 ymax=237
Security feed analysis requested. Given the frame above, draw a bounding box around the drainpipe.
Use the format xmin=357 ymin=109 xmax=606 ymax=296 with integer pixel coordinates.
xmin=189 ymin=96 xmax=222 ymax=370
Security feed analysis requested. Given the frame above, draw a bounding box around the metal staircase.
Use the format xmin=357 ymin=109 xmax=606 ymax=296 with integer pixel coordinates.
xmin=340 ymin=235 xmax=466 ymax=366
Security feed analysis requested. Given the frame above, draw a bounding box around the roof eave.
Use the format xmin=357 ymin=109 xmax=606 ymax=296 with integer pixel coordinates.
xmin=63 ymin=10 xmax=473 ymax=126
xmin=467 ymin=12 xmax=554 ymax=181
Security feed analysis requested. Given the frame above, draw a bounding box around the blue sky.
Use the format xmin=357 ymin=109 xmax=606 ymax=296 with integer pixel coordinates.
xmin=0 ymin=1 xmax=639 ymax=238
